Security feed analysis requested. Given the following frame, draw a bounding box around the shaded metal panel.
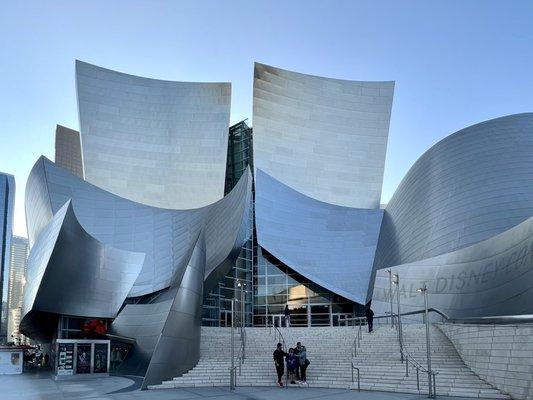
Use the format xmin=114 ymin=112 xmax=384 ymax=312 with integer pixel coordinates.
xmin=255 ymin=169 xmax=383 ymax=304
xmin=371 ymin=216 xmax=533 ymax=319
xmin=76 ymin=60 xmax=231 ymax=209
xmin=25 ymin=157 xmax=252 ymax=297
xmin=253 ymin=62 xmax=394 ymax=209
xmin=54 ymin=125 xmax=83 ymax=178
xmin=20 ymin=201 xmax=144 ymax=340
xmin=142 ymin=231 xmax=206 ymax=388
xmin=374 ymin=113 xmax=533 ymax=271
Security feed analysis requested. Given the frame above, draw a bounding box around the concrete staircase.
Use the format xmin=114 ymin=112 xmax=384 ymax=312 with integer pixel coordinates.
xmin=149 ymin=324 xmax=509 ymax=398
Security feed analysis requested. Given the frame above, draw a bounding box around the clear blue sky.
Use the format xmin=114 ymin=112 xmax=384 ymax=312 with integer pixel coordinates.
xmin=1 ymin=0 xmax=532 ymax=237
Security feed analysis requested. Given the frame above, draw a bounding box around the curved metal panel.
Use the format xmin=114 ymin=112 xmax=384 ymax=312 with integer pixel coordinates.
xmin=371 ymin=216 xmax=533 ymax=319
xmin=253 ymin=62 xmax=394 ymax=208
xmin=142 ymin=231 xmax=206 ymax=388
xmin=110 ymin=230 xmax=206 ymax=386
xmin=20 ymin=201 xmax=144 ymax=340
xmin=25 ymin=157 xmax=252 ymax=297
xmin=374 ymin=113 xmax=533 ymax=270
xmin=76 ymin=60 xmax=231 ymax=209
xmin=255 ymin=169 xmax=383 ymax=304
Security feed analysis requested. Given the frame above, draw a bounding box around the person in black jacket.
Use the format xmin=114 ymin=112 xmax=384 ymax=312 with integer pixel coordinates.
xmin=273 ymin=343 xmax=287 ymax=387
xmin=365 ymin=306 xmax=375 ymax=333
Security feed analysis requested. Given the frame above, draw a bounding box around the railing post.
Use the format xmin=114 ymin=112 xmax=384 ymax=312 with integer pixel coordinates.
xmin=230 ymin=299 xmax=235 ymax=390
xmin=405 ymin=357 xmax=409 ymax=377
xmin=387 ymin=269 xmax=394 ymax=328
xmin=416 ymin=367 xmax=420 ymax=391
xmin=393 ymin=274 xmax=404 ymax=363
xmin=423 ymin=286 xmax=433 ymax=398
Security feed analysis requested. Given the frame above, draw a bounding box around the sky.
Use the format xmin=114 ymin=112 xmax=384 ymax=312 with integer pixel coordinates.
xmin=1 ymin=0 xmax=533 ymax=237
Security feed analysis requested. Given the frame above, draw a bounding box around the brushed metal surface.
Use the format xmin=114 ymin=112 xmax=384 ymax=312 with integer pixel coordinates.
xmin=76 ymin=60 xmax=230 ymax=209
xmin=372 ymin=216 xmax=533 ymax=319
xmin=253 ymin=62 xmax=393 ymax=209
xmin=255 ymin=169 xmax=382 ymax=304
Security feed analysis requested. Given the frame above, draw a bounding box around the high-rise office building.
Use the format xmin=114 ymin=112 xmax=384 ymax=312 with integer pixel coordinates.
xmin=7 ymin=236 xmax=29 ymax=344
xmin=0 ymin=173 xmax=15 ymax=344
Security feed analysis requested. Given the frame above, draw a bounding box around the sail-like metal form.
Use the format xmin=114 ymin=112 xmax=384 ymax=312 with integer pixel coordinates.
xmin=20 ymin=201 xmax=144 ymax=341
xmin=253 ymin=62 xmax=394 ymax=209
xmin=372 ymin=216 xmax=533 ymax=318
xmin=25 ymin=157 xmax=252 ymax=298
xmin=370 ymin=113 xmax=533 ymax=314
xmin=374 ymin=113 xmax=533 ymax=270
xmin=76 ymin=60 xmax=231 ymax=209
xmin=255 ymin=169 xmax=382 ymax=304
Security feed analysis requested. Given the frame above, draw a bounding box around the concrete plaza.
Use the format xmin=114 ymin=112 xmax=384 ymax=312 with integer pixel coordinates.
xmin=0 ymin=372 xmax=503 ymax=400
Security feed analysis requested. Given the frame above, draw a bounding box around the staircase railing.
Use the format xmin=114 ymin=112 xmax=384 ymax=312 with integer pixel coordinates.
xmin=343 ymin=316 xmax=365 ymax=357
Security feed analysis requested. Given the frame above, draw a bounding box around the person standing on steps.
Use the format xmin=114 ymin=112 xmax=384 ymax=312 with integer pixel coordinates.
xmin=298 ymin=345 xmax=309 ymax=383
xmin=286 ymin=348 xmax=298 ymax=384
xmin=365 ymin=305 xmax=374 ymax=333
xmin=284 ymin=304 xmax=291 ymax=327
xmin=294 ymin=341 xmax=302 ymax=380
xmin=273 ymin=342 xmax=287 ymax=387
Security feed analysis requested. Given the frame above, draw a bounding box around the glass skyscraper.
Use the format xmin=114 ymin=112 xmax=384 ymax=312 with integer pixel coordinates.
xmin=0 ymin=173 xmax=15 ymax=344
xmin=7 ymin=236 xmax=29 ymax=343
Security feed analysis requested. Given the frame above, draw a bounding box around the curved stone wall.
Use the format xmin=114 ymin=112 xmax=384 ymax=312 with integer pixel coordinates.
xmin=253 ymin=62 xmax=394 ymax=209
xmin=25 ymin=157 xmax=252 ymax=297
xmin=76 ymin=60 xmax=231 ymax=209
xmin=255 ymin=169 xmax=383 ymax=304
xmin=374 ymin=113 xmax=533 ymax=269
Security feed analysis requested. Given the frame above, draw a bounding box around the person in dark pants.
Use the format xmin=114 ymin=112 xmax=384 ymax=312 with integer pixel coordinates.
xmin=294 ymin=341 xmax=302 ymax=380
xmin=298 ymin=345 xmax=309 ymax=383
xmin=365 ymin=306 xmax=374 ymax=333
xmin=273 ymin=343 xmax=287 ymax=387
xmin=284 ymin=304 xmax=291 ymax=327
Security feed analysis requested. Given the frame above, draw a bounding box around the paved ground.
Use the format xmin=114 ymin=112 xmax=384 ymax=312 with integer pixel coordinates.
xmin=0 ymin=371 xmax=499 ymax=400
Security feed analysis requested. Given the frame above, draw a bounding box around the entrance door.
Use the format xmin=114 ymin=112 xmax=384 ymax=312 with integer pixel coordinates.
xmin=220 ymin=310 xmax=232 ymax=327
xmin=268 ymin=314 xmax=284 ymax=327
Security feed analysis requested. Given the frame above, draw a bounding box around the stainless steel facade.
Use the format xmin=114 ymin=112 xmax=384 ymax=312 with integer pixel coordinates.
xmin=22 ymin=156 xmax=251 ymax=382
xmin=21 ymin=58 xmax=533 ymax=387
xmin=111 ymin=231 xmax=207 ymax=389
xmin=76 ymin=60 xmax=231 ymax=209
xmin=21 ymin=200 xmax=145 ymax=341
xmin=370 ymin=113 xmax=533 ymax=315
xmin=25 ymin=156 xmax=252 ymax=298
xmin=373 ymin=113 xmax=533 ymax=270
xmin=0 ymin=173 xmax=14 ymax=344
xmin=253 ymin=62 xmax=394 ymax=209
xmin=255 ymin=169 xmax=383 ymax=304
xmin=372 ymin=216 xmax=533 ymax=318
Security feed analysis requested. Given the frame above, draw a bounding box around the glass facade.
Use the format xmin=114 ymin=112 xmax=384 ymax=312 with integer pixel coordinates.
xmin=253 ymin=248 xmax=360 ymax=327
xmin=202 ymin=121 xmax=254 ymax=327
xmin=0 ymin=173 xmax=14 ymax=344
xmin=202 ymin=121 xmax=360 ymax=327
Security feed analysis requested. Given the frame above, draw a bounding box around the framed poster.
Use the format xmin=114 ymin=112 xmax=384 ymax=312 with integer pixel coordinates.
xmin=57 ymin=343 xmax=74 ymax=375
xmin=76 ymin=344 xmax=91 ymax=374
xmin=93 ymin=343 xmax=108 ymax=373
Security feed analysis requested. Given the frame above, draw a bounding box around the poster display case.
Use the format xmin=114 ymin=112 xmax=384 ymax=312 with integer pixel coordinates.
xmin=54 ymin=340 xmax=109 ymax=379
xmin=0 ymin=348 xmax=24 ymax=374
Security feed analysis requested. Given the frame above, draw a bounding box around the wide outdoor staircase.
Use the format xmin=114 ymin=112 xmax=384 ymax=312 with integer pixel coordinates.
xmin=149 ymin=324 xmax=509 ymax=398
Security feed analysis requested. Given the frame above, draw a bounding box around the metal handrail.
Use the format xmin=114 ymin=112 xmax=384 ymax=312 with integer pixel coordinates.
xmin=376 ymin=307 xmax=533 ymax=325
xmin=273 ymin=325 xmax=287 ymax=351
xmin=240 ymin=328 xmax=246 ymax=363
xmin=351 ymin=361 xmax=360 ymax=391
xmin=400 ymin=340 xmax=437 ymax=398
